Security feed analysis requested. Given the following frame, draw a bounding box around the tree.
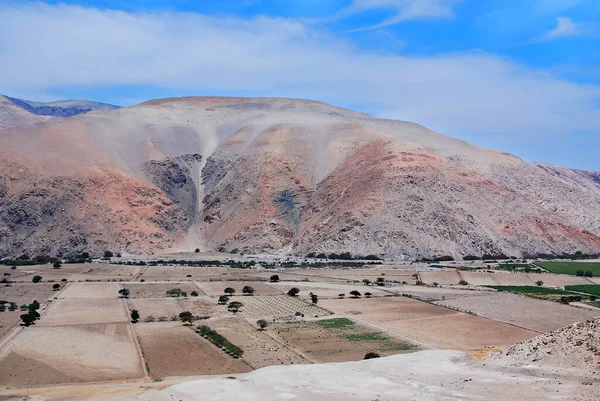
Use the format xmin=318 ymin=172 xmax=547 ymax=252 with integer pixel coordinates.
xmin=103 ymin=250 xmax=114 ymax=258
xmin=191 ymin=291 xmax=199 ymax=297
xmin=364 ymin=352 xmax=380 ymax=360
xmin=218 ymin=295 xmax=230 ymax=305
xmin=8 ymin=302 xmax=16 ymax=312
xmin=270 ymin=274 xmax=280 ymax=283
xmin=29 ymin=300 xmax=40 ymax=311
xmin=10 ymin=265 xmax=17 ymax=270
xmin=257 ymin=319 xmax=268 ymax=330
xmin=350 ymin=290 xmax=361 ymax=298
xmin=0 ymin=304 xmax=5 ymax=312
xmin=458 ymin=280 xmax=469 ymax=285
xmin=32 ymin=275 xmax=42 ymax=283
xmin=228 ymin=301 xmax=243 ymax=314
xmin=52 ymin=262 xmax=61 ymax=269
xmin=287 ymin=287 xmax=300 ymax=297
xmin=432 ymin=282 xmax=439 ymax=287
xmin=310 ymin=292 xmax=318 ymax=305
xmin=362 ymin=279 xmax=372 ymax=286
xmin=242 ymin=286 xmax=255 ymax=296
xmin=535 ymin=280 xmax=544 ymax=286
xmin=584 ymin=271 xmax=593 ymax=277
xmin=224 ymin=287 xmax=236 ymax=296
xmin=365 ymin=292 xmax=373 ymax=298
xmin=195 ymin=248 xmax=200 ymax=253
xmin=52 ymin=284 xmax=60 ymax=291
xmin=179 ymin=311 xmax=194 ymax=324
xmin=338 ymin=293 xmax=345 ymax=299
xmin=166 ymin=288 xmax=182 ymax=297
xmin=19 ymin=304 xmax=27 ymax=311
xmin=118 ymin=288 xmax=130 ymax=298
xmin=130 ymin=309 xmax=140 ymax=323
xmin=576 ymin=270 xmax=584 ymax=277
xmin=20 ymin=313 xmax=36 ymax=326
xmin=376 ymin=277 xmax=385 ymax=286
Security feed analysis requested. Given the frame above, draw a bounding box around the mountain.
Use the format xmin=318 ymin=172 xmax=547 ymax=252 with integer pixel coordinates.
xmin=0 ymin=95 xmax=118 ymax=128
xmin=0 ymin=96 xmax=599 ymax=259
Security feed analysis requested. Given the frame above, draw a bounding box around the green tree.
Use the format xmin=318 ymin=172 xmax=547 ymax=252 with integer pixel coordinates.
xmin=310 ymin=292 xmax=318 ymax=305
xmin=19 ymin=304 xmax=27 ymax=311
xmin=190 ymin=291 xmax=199 ymax=297
xmin=584 ymin=271 xmax=593 ymax=277
xmin=130 ymin=309 xmax=140 ymax=323
xmin=228 ymin=301 xmax=243 ymax=314
xmin=362 ymin=279 xmax=372 ymax=286
xmin=0 ymin=304 xmax=5 ymax=312
xmin=257 ymin=319 xmax=268 ymax=330
xmin=218 ymin=295 xmax=230 ymax=305
xmin=20 ymin=313 xmax=36 ymax=326
xmin=52 ymin=284 xmax=60 ymax=291
xmin=32 ymin=275 xmax=42 ymax=283
xmin=242 ymin=286 xmax=255 ymax=296
xmin=103 ymin=250 xmax=114 ymax=258
xmin=224 ymin=287 xmax=236 ymax=296
xmin=179 ymin=311 xmax=194 ymax=324
xmin=118 ymin=288 xmax=130 ymax=298
xmin=270 ymin=274 xmax=280 ymax=282
xmin=287 ymin=287 xmax=300 ymax=297
xmin=52 ymin=262 xmax=61 ymax=269
xmin=350 ymin=290 xmax=361 ymax=298
xmin=365 ymin=292 xmax=373 ymax=298
xmin=29 ymin=300 xmax=40 ymax=311
xmin=8 ymin=302 xmax=17 ymax=312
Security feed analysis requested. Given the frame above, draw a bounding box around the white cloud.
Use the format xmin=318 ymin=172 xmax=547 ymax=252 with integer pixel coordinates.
xmin=0 ymin=3 xmax=599 ymax=142
xmin=339 ymin=0 xmax=460 ymax=29
xmin=546 ymin=16 xmax=582 ymax=38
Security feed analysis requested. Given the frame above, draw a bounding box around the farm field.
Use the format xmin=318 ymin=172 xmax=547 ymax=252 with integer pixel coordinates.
xmin=0 ymin=313 xmax=20 ymax=339
xmin=535 ymin=261 xmax=600 ymax=276
xmin=237 ymin=295 xmax=330 ymax=319
xmin=58 ymin=282 xmax=121 ymax=299
xmin=39 ymin=298 xmax=129 ymax=325
xmin=177 ymin=297 xmax=224 ymax=317
xmin=139 ymin=266 xmax=229 ymax=281
xmin=125 ymin=282 xmax=204 ymax=298
xmin=565 ymin=285 xmax=600 ymax=296
xmin=419 ymin=271 xmax=460 ymax=285
xmin=129 ymin=298 xmax=182 ymax=320
xmin=485 ymin=286 xmax=575 ymax=295
xmin=290 ymin=268 xmax=417 ymax=284
xmin=194 ymin=281 xmax=282 ymax=296
xmin=0 ymin=283 xmax=56 ymax=305
xmin=85 ymin=264 xmax=142 ymax=277
xmin=0 ymin=323 xmax=144 ymax=387
xmin=210 ymin=316 xmax=307 ymax=368
xmin=134 ymin=322 xmax=251 ymax=379
xmin=268 ymin=281 xmax=388 ymax=299
xmin=457 ymin=271 xmax=497 ymax=286
xmin=271 ymin=317 xmax=416 ymax=363
xmin=319 ymin=297 xmax=537 ymax=350
xmin=484 ymin=272 xmax=536 ymax=286
xmin=435 ymin=292 xmax=600 ymax=332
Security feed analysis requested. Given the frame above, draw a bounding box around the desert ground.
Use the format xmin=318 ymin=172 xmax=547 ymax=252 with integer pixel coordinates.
xmin=0 ymin=258 xmax=599 ymax=400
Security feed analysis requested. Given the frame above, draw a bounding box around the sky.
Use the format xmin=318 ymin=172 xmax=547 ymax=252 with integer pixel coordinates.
xmin=0 ymin=1 xmax=599 ymax=170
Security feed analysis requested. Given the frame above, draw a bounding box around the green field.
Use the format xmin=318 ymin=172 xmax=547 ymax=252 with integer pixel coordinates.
xmin=564 ymin=285 xmax=600 ymax=296
xmin=535 ymin=262 xmax=600 ymax=276
xmin=486 ymin=286 xmax=575 ymax=295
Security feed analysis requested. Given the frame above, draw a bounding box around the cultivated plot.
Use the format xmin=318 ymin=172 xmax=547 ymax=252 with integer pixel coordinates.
xmin=436 ymin=292 xmax=600 ymax=332
xmin=210 ymin=316 xmax=306 ymax=368
xmin=177 ymin=297 xmax=224 ymax=317
xmin=0 ymin=323 xmax=144 ymax=387
xmin=39 ymin=298 xmax=128 ymax=325
xmin=139 ymin=267 xmax=226 ymax=281
xmin=536 ymin=262 xmax=600 ymax=276
xmin=458 ymin=272 xmax=498 ymax=286
xmin=237 ymin=295 xmax=330 ymax=319
xmin=490 ymin=272 xmax=536 ymax=286
xmin=134 ymin=322 xmax=251 ymax=379
xmin=129 ymin=298 xmax=182 ymax=320
xmin=0 ymin=283 xmax=55 ymax=306
xmin=419 ymin=271 xmax=460 ymax=285
xmin=268 ymin=281 xmax=388 ymax=299
xmin=271 ymin=317 xmax=416 ymax=363
xmin=195 ymin=281 xmax=282 ymax=296
xmin=319 ymin=297 xmax=537 ymax=350
xmin=124 ymin=282 xmax=204 ymax=298
xmin=58 ymin=282 xmax=121 ymax=299
xmin=0 ymin=314 xmax=20 ymax=340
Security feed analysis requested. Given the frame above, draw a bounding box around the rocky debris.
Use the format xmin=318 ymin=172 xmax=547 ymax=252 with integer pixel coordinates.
xmin=496 ymin=318 xmax=600 ymax=376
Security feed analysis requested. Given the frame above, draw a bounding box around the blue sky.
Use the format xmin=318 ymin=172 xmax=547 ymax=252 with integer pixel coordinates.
xmin=0 ymin=0 xmax=599 ymax=169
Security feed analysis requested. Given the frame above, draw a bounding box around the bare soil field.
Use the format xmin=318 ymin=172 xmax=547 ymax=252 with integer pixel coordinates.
xmin=124 ymin=282 xmax=204 ymax=298
xmin=271 ymin=318 xmax=416 ymax=363
xmin=39 ymin=298 xmax=128 ymax=325
xmin=58 ymin=282 xmax=121 ymax=299
xmin=195 ymin=281 xmax=282 ymax=296
xmin=177 ymin=297 xmax=224 ymax=317
xmin=129 ymin=298 xmax=182 ymax=320
xmin=139 ymin=267 xmax=226 ymax=281
xmin=435 ymin=292 xmax=600 ymax=332
xmin=319 ymin=297 xmax=537 ymax=350
xmin=488 ymin=271 xmax=536 ymax=286
xmin=419 ymin=271 xmax=460 ymax=285
xmin=458 ymin=271 xmax=498 ymax=286
xmin=86 ymin=264 xmax=142 ymax=277
xmin=0 ymin=313 xmax=20 ymax=339
xmin=281 ymin=268 xmax=417 ymax=285
xmin=268 ymin=281 xmax=388 ymax=299
xmin=0 ymin=323 xmax=144 ymax=387
xmin=237 ymin=295 xmax=331 ymax=319
xmin=385 ymin=285 xmax=485 ymax=301
xmin=526 ymin=273 xmax=595 ymax=287
xmin=0 ymin=283 xmax=55 ymax=305
xmin=134 ymin=322 xmax=251 ymax=379
xmin=210 ymin=316 xmax=307 ymax=368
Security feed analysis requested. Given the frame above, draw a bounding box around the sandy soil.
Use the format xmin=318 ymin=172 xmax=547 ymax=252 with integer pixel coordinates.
xmin=58 ymin=282 xmax=121 ymax=299
xmin=39 ymin=298 xmax=129 ymax=325
xmin=0 ymin=323 xmax=144 ymax=387
xmin=134 ymin=322 xmax=251 ymax=379
xmin=320 ymin=297 xmax=537 ymax=350
xmin=236 ymin=295 xmax=330 ymax=319
xmin=125 ymin=282 xmax=204 ymax=298
xmin=271 ymin=319 xmax=416 ymax=363
xmin=210 ymin=316 xmax=307 ymax=368
xmin=436 ymin=292 xmax=600 ymax=332
xmin=194 ymin=281 xmax=282 ymax=296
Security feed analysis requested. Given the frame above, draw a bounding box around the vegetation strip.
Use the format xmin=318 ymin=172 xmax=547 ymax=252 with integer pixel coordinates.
xmin=196 ymin=325 xmax=244 ymax=357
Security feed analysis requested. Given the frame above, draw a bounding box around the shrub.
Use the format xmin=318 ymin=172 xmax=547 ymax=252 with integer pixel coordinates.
xmin=310 ymin=292 xmax=318 ymax=304
xmin=269 ymin=274 xmax=280 ymax=282
xmin=179 ymin=311 xmax=194 ymax=324
xmin=190 ymin=291 xmax=199 ymax=297
xmin=103 ymin=250 xmax=114 ymax=258
xmin=195 ymin=248 xmax=200 ymax=253
xmin=365 ymin=292 xmax=373 ymax=298
xmin=535 ymin=280 xmax=544 ymax=286
xmin=257 ymin=319 xmax=268 ymax=330
xmin=458 ymin=280 xmax=469 ymax=285
xmin=338 ymin=293 xmax=345 ymax=298
xmin=287 ymin=287 xmax=300 ymax=297
xmin=118 ymin=288 xmax=130 ymax=298
xmin=166 ymin=288 xmax=183 ymax=297
xmin=32 ymin=275 xmax=42 ymax=283
xmin=52 ymin=262 xmax=61 ymax=269
xmin=364 ymin=352 xmax=380 ymax=359
xmin=130 ymin=309 xmax=140 ymax=323
xmin=52 ymin=284 xmax=60 ymax=291
xmin=432 ymin=282 xmax=439 ymax=287
xmin=362 ymin=279 xmax=372 ymax=286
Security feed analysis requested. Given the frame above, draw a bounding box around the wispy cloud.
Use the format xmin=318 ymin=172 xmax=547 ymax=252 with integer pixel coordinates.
xmin=546 ymin=16 xmax=582 ymax=38
xmin=0 ymin=2 xmax=599 ymax=144
xmin=338 ymin=0 xmax=461 ymax=30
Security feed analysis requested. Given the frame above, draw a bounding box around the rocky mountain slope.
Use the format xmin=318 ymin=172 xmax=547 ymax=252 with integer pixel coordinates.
xmin=0 ymin=96 xmax=599 ymax=258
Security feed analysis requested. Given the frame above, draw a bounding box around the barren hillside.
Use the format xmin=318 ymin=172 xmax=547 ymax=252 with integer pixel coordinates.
xmin=1 ymin=96 xmax=600 ymax=258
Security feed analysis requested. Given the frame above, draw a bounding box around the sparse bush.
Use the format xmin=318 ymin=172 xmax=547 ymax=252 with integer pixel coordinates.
xmin=166 ymin=288 xmax=183 ymax=297
xmin=362 ymin=279 xmax=372 ymax=286
xmin=171 ymin=315 xmax=179 ymax=321
xmin=130 ymin=309 xmax=140 ymax=323
xmin=145 ymin=315 xmax=156 ymax=323
xmin=287 ymin=287 xmax=300 ymax=297
xmin=338 ymin=293 xmax=345 ymax=299
xmin=158 ymin=316 xmax=169 ymax=322
xmin=458 ymin=280 xmax=469 ymax=285
xmin=257 ymin=319 xmax=268 ymax=330
xmin=32 ymin=275 xmax=42 ymax=283
xmin=535 ymin=280 xmax=544 ymax=286
xmin=364 ymin=352 xmax=380 ymax=359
